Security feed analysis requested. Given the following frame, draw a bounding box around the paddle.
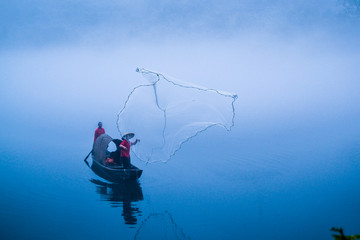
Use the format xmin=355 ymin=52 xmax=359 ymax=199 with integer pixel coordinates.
xmin=84 ymin=150 xmax=92 ymax=167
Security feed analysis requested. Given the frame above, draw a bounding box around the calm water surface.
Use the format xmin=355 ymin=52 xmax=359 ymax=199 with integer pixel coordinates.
xmin=0 ymin=115 xmax=359 ymax=240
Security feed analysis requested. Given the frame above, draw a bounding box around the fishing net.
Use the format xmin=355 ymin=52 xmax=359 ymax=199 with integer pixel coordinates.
xmin=117 ymin=68 xmax=237 ymax=163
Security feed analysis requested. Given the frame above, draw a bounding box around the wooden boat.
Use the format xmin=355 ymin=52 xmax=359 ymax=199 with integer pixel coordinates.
xmin=91 ymin=155 xmax=143 ymax=182
xmin=90 ymin=134 xmax=143 ymax=182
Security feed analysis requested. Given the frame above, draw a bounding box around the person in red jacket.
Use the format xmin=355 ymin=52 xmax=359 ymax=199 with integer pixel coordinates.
xmin=94 ymin=122 xmax=105 ymax=143
xmin=119 ymin=132 xmax=140 ymax=169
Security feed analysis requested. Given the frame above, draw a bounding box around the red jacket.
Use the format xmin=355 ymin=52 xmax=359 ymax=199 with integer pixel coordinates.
xmin=120 ymin=139 xmax=130 ymax=158
xmin=94 ymin=128 xmax=105 ymax=142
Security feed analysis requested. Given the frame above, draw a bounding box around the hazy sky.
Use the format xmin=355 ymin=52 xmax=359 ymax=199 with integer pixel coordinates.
xmin=1 ymin=0 xmax=359 ymax=48
xmin=0 ymin=0 xmax=359 ymax=145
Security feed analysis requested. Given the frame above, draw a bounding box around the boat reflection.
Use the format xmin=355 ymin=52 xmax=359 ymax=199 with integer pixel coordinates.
xmin=90 ymin=179 xmax=143 ymax=225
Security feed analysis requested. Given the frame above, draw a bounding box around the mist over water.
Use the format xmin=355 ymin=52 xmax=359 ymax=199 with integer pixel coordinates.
xmin=1 ymin=1 xmax=360 ymax=239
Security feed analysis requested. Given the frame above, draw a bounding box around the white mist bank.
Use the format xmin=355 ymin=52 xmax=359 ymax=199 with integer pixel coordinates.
xmin=1 ymin=33 xmax=359 ymax=129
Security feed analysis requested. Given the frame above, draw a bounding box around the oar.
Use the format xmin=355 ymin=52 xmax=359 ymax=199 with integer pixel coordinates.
xmin=84 ymin=150 xmax=92 ymax=167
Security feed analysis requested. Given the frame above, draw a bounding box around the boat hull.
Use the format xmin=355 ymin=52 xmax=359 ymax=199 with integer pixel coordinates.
xmin=91 ymin=155 xmax=143 ymax=182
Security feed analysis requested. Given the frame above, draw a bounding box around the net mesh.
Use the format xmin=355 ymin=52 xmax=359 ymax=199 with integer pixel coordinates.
xmin=117 ymin=68 xmax=237 ymax=163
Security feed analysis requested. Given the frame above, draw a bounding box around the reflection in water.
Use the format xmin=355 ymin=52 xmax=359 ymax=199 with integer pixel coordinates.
xmin=134 ymin=211 xmax=191 ymax=240
xmin=90 ymin=179 xmax=143 ymax=225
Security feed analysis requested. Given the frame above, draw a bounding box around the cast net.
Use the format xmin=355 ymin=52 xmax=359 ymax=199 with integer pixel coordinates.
xmin=117 ymin=68 xmax=237 ymax=163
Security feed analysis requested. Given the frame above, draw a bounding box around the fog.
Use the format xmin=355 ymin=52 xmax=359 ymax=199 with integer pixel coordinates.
xmin=0 ymin=0 xmax=359 ymax=190
xmin=1 ymin=0 xmax=358 ymax=47
xmin=1 ymin=33 xmax=359 ymax=150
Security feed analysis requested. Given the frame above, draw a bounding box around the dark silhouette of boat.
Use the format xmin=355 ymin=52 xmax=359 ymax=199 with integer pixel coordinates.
xmin=90 ymin=134 xmax=143 ymax=182
xmin=91 ymin=156 xmax=143 ymax=182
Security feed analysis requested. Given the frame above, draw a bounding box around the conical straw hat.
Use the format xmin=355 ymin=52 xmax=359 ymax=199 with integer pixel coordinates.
xmin=122 ymin=132 xmax=135 ymax=140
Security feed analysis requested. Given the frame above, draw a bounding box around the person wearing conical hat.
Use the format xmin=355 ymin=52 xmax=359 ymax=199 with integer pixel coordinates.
xmin=119 ymin=132 xmax=140 ymax=169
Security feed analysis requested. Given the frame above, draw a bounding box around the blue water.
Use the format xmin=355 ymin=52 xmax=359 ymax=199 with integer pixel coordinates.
xmin=0 ymin=108 xmax=359 ymax=239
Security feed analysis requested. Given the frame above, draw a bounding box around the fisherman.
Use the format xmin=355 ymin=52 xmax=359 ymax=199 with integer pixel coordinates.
xmin=119 ymin=133 xmax=140 ymax=169
xmin=94 ymin=122 xmax=105 ymax=143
